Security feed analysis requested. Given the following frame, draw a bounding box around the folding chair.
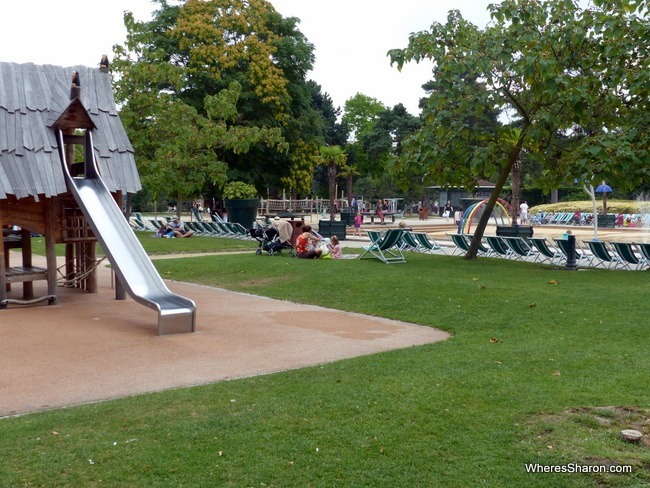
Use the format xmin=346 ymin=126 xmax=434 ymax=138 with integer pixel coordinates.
xmin=399 ymin=231 xmax=421 ymax=252
xmin=553 ymin=238 xmax=590 ymax=265
xmin=447 ymin=233 xmax=471 ymax=255
xmin=583 ymin=240 xmax=628 ymax=270
xmin=447 ymin=233 xmax=490 ymax=256
xmin=133 ymin=212 xmax=155 ymax=231
xmin=501 ymin=236 xmax=536 ymax=261
xmin=634 ymin=242 xmax=650 ymax=267
xmin=413 ymin=232 xmax=446 ymax=254
xmin=359 ymin=229 xmax=406 ymax=264
xmin=528 ymin=238 xmax=563 ymax=265
xmin=612 ymin=242 xmax=648 ymax=270
xmin=484 ymin=236 xmax=513 ymax=259
xmin=365 ymin=230 xmax=384 ymax=245
xmin=190 ymin=206 xmax=204 ymax=222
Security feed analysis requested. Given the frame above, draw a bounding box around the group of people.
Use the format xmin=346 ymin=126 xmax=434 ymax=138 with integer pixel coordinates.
xmin=156 ymin=217 xmax=194 ymax=238
xmin=440 ymin=201 xmax=465 ymax=233
xmin=295 ymin=225 xmax=342 ymax=259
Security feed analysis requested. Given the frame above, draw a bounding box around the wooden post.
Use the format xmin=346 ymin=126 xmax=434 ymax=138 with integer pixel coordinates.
xmin=20 ymin=227 xmax=34 ymax=300
xmin=65 ymin=243 xmax=74 ymax=286
xmin=87 ymin=241 xmax=97 ymax=293
xmin=0 ymin=213 xmax=7 ymax=302
xmin=115 ymin=273 xmax=126 ymax=300
xmin=75 ymin=242 xmax=82 ymax=289
xmin=43 ymin=200 xmax=58 ymax=300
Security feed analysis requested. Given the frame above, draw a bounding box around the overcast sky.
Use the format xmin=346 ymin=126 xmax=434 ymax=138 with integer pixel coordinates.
xmin=1 ymin=0 xmax=494 ymax=115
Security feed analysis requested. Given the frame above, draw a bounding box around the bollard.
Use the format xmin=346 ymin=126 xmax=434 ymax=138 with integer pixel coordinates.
xmin=565 ymin=234 xmax=578 ymax=270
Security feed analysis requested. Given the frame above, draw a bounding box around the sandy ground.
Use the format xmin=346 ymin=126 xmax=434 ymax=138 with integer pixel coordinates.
xmin=0 ymin=261 xmax=449 ymax=418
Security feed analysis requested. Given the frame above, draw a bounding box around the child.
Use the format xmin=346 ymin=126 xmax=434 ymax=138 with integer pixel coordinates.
xmin=354 ymin=212 xmax=363 ymax=237
xmin=327 ymin=235 xmax=343 ymax=259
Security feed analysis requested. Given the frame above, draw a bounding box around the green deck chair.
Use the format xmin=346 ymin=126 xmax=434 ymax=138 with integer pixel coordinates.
xmin=528 ymin=237 xmax=563 ymax=265
xmin=612 ymin=242 xmax=647 ymax=270
xmin=583 ymin=240 xmax=627 ymax=270
xmin=413 ymin=232 xmax=446 ymax=254
xmin=359 ymin=229 xmax=406 ymax=264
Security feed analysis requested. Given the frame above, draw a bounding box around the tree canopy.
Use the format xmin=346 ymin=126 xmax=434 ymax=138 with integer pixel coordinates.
xmin=389 ymin=0 xmax=649 ymax=258
xmin=112 ymin=0 xmax=334 ymax=203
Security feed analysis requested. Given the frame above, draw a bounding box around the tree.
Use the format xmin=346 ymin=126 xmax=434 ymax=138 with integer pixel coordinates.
xmin=389 ymin=0 xmax=649 ymax=258
xmin=113 ymin=0 xmax=327 ymax=202
xmin=360 ymin=104 xmax=421 ymax=168
xmin=338 ymin=161 xmax=360 ymax=206
xmin=305 ymin=84 xmax=350 ymax=200
xmin=342 ymin=93 xmax=386 ymax=141
xmin=317 ymin=145 xmax=347 ymax=220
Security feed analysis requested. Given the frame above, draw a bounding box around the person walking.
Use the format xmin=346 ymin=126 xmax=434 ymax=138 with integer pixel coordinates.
xmin=354 ymin=211 xmax=363 ymax=237
xmin=519 ymin=201 xmax=529 ymax=225
xmin=443 ymin=201 xmax=453 ymax=222
xmin=454 ymin=207 xmax=464 ymax=234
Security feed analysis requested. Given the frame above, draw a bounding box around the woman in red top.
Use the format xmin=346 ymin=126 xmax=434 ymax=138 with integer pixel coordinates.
xmin=295 ymin=225 xmax=322 ymax=259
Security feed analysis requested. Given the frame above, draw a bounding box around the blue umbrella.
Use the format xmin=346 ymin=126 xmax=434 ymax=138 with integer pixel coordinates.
xmin=595 ymin=183 xmax=612 ymax=214
xmin=595 ymin=183 xmax=612 ymax=193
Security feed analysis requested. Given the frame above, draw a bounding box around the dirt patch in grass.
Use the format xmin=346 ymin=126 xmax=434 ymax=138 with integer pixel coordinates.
xmin=524 ymin=406 xmax=650 ymax=484
xmin=565 ymin=406 xmax=650 ymax=446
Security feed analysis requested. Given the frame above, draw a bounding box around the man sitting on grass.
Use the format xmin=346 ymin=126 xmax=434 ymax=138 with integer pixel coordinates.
xmin=166 ymin=217 xmax=194 ymax=238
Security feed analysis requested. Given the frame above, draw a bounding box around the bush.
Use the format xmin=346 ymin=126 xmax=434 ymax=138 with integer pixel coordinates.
xmin=222 ymin=181 xmax=257 ymax=200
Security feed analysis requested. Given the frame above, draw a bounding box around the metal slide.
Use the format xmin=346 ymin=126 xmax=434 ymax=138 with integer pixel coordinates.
xmin=57 ymin=130 xmax=196 ymax=335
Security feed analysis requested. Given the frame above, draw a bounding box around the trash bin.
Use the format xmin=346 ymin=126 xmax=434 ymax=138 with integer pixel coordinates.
xmin=340 ymin=211 xmax=355 ymax=226
xmin=318 ymin=220 xmax=347 ymax=240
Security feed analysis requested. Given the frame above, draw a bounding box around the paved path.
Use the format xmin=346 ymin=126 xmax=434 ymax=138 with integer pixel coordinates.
xmin=0 ymin=262 xmax=449 ymax=417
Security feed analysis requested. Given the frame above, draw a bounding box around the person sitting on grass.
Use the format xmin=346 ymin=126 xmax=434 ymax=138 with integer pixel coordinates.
xmin=327 ymin=235 xmax=343 ymax=259
xmin=166 ymin=217 xmax=194 ymax=238
xmin=295 ymin=225 xmax=322 ymax=259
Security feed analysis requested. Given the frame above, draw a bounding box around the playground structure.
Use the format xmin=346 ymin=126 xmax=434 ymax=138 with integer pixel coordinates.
xmin=459 ymin=198 xmax=512 ymax=234
xmin=0 ymin=61 xmax=195 ymax=334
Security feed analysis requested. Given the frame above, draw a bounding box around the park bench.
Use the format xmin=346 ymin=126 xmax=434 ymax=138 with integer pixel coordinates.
xmin=362 ymin=212 xmax=397 ymax=224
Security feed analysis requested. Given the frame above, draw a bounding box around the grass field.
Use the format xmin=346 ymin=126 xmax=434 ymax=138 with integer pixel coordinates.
xmin=29 ymin=231 xmax=259 ymax=257
xmin=1 ymin=244 xmax=649 ymax=487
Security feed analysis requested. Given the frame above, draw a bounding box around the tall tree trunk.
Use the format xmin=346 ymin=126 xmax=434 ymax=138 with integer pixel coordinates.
xmin=328 ymin=163 xmax=337 ymax=221
xmin=510 ymin=158 xmax=521 ymax=226
xmin=465 ymin=126 xmax=528 ymax=259
xmin=346 ymin=174 xmax=353 ymax=207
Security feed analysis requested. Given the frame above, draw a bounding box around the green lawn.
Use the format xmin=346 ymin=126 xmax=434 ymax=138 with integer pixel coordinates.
xmin=29 ymin=231 xmax=259 ymax=256
xmin=1 ymin=249 xmax=649 ymax=487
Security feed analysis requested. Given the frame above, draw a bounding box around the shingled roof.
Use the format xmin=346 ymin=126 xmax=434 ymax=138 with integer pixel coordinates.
xmin=0 ymin=62 xmax=141 ymax=199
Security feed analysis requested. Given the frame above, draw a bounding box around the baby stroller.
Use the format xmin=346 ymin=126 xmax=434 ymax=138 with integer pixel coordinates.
xmin=248 ymin=225 xmax=293 ymax=256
